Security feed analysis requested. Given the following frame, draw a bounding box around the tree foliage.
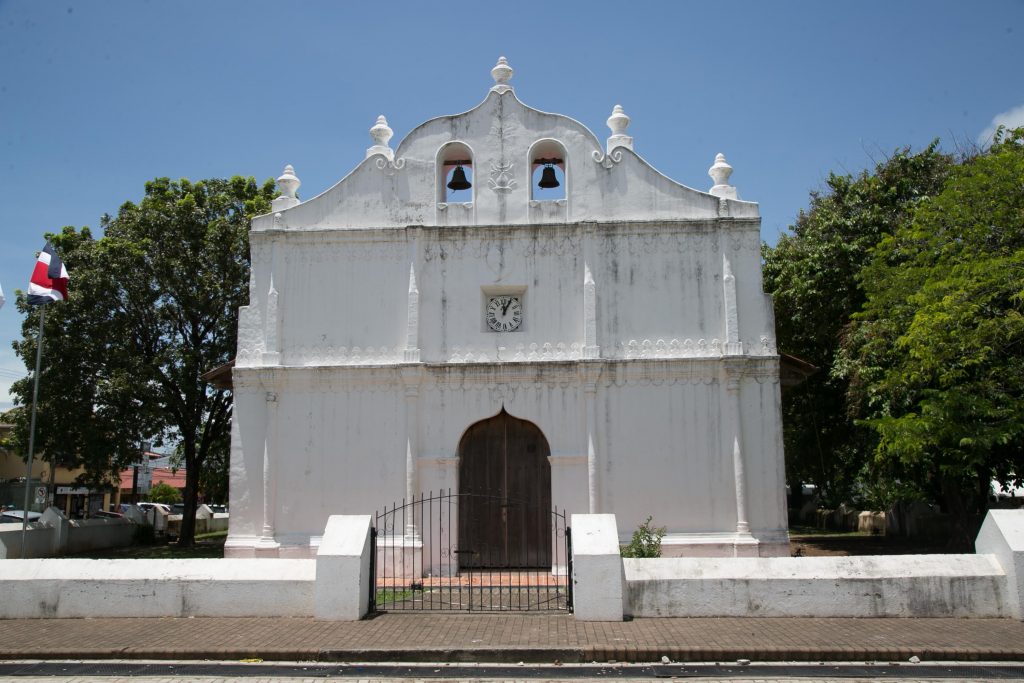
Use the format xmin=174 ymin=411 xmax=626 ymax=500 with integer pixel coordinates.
xmin=147 ymin=481 xmax=182 ymax=504
xmin=11 ymin=176 xmax=275 ymax=544
xmin=836 ymin=128 xmax=1024 ymax=545
xmin=762 ymin=143 xmax=954 ymax=504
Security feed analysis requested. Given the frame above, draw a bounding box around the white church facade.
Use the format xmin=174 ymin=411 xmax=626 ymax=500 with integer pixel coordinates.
xmin=224 ymin=58 xmax=789 ymax=561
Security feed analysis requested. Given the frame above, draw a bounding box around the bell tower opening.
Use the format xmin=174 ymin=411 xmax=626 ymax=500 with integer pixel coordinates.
xmin=438 ymin=141 xmax=474 ymax=203
xmin=529 ymin=139 xmax=567 ymax=201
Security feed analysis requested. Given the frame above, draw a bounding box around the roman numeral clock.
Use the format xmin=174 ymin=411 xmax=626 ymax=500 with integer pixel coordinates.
xmin=485 ymin=295 xmax=522 ymax=332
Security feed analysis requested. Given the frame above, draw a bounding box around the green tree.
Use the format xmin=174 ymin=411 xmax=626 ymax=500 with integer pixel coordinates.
xmin=147 ymin=481 xmax=182 ymax=504
xmin=11 ymin=176 xmax=276 ymax=545
xmin=838 ymin=128 xmax=1024 ymax=548
xmin=762 ymin=144 xmax=953 ymax=504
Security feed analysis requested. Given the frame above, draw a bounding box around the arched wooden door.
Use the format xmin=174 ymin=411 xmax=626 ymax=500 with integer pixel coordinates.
xmin=457 ymin=409 xmax=552 ymax=568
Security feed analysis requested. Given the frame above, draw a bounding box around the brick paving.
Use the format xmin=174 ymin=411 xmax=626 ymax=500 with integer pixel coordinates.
xmin=0 ymin=615 xmax=1023 ymax=664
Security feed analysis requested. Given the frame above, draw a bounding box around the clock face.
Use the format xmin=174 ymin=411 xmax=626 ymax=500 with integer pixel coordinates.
xmin=486 ymin=295 xmax=523 ymax=332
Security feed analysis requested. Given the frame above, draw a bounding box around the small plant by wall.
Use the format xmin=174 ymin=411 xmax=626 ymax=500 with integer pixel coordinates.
xmin=621 ymin=516 xmax=667 ymax=558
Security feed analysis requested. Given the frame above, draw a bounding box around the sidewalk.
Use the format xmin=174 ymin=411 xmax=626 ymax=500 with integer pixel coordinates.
xmin=1 ymin=615 xmax=1023 ymax=663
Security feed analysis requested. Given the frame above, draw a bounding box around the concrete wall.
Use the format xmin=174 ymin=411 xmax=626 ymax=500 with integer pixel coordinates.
xmin=0 ymin=522 xmax=54 ymax=559
xmin=63 ymin=518 xmax=136 ymax=555
xmin=0 ymin=508 xmax=136 ymax=559
xmin=624 ymin=554 xmax=1009 ymax=617
xmin=0 ymin=559 xmax=314 ymax=618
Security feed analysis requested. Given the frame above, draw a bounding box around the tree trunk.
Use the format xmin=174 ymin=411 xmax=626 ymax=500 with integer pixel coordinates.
xmin=940 ymin=474 xmax=972 ymax=552
xmin=176 ymin=439 xmax=200 ymax=547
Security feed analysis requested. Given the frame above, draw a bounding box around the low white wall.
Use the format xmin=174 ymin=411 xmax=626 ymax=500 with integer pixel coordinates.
xmin=63 ymin=518 xmax=136 ymax=555
xmin=625 ymin=554 xmax=1009 ymax=617
xmin=0 ymin=559 xmax=314 ymax=618
xmin=0 ymin=508 xmax=137 ymax=559
xmin=0 ymin=522 xmax=55 ymax=559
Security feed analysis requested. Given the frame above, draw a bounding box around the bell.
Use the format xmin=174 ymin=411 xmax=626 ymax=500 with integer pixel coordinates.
xmin=538 ymin=164 xmax=560 ymax=189
xmin=447 ymin=165 xmax=471 ymax=191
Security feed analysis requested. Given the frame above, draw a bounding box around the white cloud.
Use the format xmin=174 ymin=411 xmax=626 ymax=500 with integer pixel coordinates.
xmin=978 ymin=104 xmax=1024 ymax=146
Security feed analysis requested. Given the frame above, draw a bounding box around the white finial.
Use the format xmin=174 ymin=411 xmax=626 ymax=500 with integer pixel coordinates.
xmin=272 ymin=164 xmax=301 ymax=212
xmin=490 ymin=56 xmax=514 ymax=93
xmin=708 ymin=153 xmax=737 ymax=199
xmin=277 ymin=164 xmax=300 ymax=199
xmin=606 ymin=104 xmax=633 ymax=153
xmin=366 ymin=115 xmax=395 ymax=161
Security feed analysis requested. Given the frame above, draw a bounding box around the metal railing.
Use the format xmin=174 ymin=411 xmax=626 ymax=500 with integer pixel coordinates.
xmin=371 ymin=489 xmax=572 ymax=613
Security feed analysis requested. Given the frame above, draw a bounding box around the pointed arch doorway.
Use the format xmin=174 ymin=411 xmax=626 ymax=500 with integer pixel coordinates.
xmin=457 ymin=408 xmax=552 ymax=568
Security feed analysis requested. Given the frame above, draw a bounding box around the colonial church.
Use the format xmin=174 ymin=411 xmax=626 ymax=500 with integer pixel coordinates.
xmin=224 ymin=58 xmax=789 ymax=560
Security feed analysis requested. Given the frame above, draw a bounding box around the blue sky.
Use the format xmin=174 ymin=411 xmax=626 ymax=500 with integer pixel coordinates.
xmin=1 ymin=0 xmax=1022 ymax=410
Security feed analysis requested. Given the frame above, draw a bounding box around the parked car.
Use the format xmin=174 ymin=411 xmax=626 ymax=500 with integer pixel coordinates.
xmin=209 ymin=504 xmax=228 ymax=514
xmin=137 ymin=502 xmax=171 ymax=515
xmin=0 ymin=510 xmax=43 ymax=524
xmin=170 ymin=503 xmax=185 ymax=515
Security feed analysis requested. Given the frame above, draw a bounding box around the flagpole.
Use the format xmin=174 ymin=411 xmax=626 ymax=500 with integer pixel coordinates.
xmin=20 ymin=306 xmax=45 ymax=558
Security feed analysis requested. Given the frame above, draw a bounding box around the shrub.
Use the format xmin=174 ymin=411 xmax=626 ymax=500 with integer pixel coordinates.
xmin=147 ymin=481 xmax=182 ymax=504
xmin=621 ymin=515 xmax=667 ymax=558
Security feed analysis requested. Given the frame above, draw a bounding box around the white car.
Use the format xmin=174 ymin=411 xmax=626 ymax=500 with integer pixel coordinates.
xmin=0 ymin=509 xmax=43 ymax=524
xmin=137 ymin=502 xmax=171 ymax=514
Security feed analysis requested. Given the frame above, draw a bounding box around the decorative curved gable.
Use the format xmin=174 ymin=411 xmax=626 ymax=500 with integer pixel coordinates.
xmin=254 ymin=58 xmax=757 ymax=231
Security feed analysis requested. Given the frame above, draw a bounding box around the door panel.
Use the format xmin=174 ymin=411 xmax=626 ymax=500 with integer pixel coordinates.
xmin=458 ymin=410 xmax=551 ymax=568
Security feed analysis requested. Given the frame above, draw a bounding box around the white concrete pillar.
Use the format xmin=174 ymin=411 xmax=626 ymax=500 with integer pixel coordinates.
xmin=314 ymin=515 xmax=374 ymax=620
xmin=975 ymin=509 xmax=1024 ymax=619
xmin=401 ymin=368 xmax=422 ymax=538
xmin=404 ymin=262 xmax=421 ymax=363
xmin=723 ymin=362 xmax=751 ymax=537
xmin=583 ymin=261 xmax=599 ymax=359
xmin=571 ymin=513 xmax=624 ymax=621
xmin=257 ymin=390 xmax=280 ymax=553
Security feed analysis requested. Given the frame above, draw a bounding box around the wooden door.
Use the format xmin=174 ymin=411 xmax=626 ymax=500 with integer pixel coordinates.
xmin=457 ymin=409 xmax=551 ymax=568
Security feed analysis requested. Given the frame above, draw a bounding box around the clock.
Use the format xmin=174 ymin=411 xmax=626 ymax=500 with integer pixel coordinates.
xmin=486 ymin=295 xmax=523 ymax=332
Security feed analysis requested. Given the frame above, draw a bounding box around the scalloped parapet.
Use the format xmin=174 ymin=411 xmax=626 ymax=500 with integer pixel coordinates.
xmin=252 ymin=61 xmax=757 ymax=232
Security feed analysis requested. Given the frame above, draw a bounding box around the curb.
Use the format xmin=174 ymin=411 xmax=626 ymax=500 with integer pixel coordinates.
xmin=4 ymin=646 xmax=1024 ymax=664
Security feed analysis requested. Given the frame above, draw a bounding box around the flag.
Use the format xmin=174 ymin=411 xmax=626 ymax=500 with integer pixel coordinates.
xmin=0 ymin=282 xmax=5 ymax=310
xmin=27 ymin=241 xmax=69 ymax=305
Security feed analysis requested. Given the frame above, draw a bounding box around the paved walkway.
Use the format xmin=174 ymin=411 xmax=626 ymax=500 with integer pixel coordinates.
xmin=1 ymin=615 xmax=1023 ymax=664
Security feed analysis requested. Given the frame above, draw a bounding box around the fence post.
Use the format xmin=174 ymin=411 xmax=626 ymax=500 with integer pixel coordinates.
xmin=314 ymin=515 xmax=373 ymax=620
xmin=570 ymin=513 xmax=624 ymax=621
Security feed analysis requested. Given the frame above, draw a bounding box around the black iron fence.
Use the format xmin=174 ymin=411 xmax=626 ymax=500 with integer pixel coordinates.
xmin=370 ymin=490 xmax=572 ymax=613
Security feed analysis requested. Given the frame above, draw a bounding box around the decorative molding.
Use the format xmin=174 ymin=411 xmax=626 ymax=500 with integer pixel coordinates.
xmin=592 ymin=149 xmax=623 ymax=169
xmin=374 ymin=156 xmax=406 ymax=176
xmin=436 ymin=202 xmax=473 ymax=212
xmin=620 ymin=338 xmax=724 ymax=359
xmin=449 ymin=342 xmax=583 ymax=363
xmin=286 ymin=345 xmax=401 ymax=366
xmin=488 ymin=160 xmax=517 ymax=193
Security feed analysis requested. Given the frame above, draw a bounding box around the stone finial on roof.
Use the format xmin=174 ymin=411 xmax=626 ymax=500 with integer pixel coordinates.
xmin=606 ymin=104 xmax=633 ymax=153
xmin=272 ymin=164 xmax=301 ymax=212
xmin=366 ymin=115 xmax=395 ymax=161
xmin=490 ymin=56 xmax=514 ymax=93
xmin=708 ymin=153 xmax=737 ymax=199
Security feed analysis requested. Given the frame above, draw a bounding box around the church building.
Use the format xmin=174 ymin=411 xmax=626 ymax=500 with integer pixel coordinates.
xmin=224 ymin=58 xmax=789 ymax=561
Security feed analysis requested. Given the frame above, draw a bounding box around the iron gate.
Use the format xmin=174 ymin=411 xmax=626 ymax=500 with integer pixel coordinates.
xmin=370 ymin=489 xmax=572 ymax=613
